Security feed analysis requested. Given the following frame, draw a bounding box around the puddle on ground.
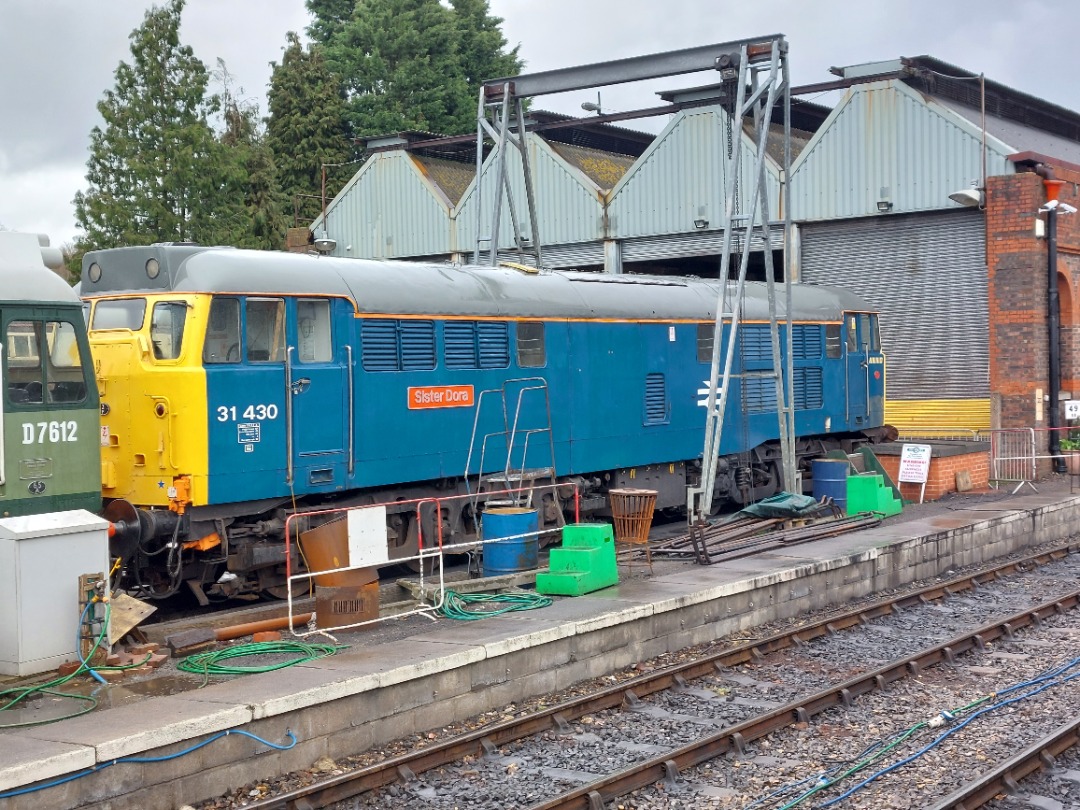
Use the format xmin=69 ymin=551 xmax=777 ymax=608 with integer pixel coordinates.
xmin=0 ymin=676 xmax=202 ymax=729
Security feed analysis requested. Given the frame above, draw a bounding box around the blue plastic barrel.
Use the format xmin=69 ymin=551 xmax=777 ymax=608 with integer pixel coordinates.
xmin=811 ymin=459 xmax=849 ymax=510
xmin=482 ymin=507 xmax=540 ymax=576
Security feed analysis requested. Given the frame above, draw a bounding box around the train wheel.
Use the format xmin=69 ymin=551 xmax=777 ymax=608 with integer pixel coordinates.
xmin=262 ymin=578 xmax=312 ymax=600
xmin=404 ymin=555 xmax=437 ymax=576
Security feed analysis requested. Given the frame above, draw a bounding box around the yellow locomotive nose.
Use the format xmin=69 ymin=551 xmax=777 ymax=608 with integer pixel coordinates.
xmin=89 ymin=294 xmax=209 ymax=511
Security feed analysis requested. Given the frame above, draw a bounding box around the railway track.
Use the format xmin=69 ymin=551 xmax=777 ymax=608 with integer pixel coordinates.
xmin=930 ymin=716 xmax=1080 ymax=809
xmin=221 ymin=542 xmax=1080 ymax=810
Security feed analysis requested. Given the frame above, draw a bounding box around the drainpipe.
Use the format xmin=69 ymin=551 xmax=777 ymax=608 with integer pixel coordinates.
xmin=1036 ymin=164 xmax=1065 ymax=471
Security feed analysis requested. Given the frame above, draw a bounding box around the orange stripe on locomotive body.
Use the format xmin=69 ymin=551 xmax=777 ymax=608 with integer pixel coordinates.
xmin=89 ymin=294 xmax=210 ymax=510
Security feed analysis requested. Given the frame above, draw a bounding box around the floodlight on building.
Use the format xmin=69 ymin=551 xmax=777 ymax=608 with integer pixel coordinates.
xmin=876 ymin=200 xmax=893 ymax=213
xmin=949 ymin=188 xmax=985 ymax=208
xmin=693 ymin=218 xmax=709 ymax=229
xmin=1041 ymin=199 xmax=1077 ymax=215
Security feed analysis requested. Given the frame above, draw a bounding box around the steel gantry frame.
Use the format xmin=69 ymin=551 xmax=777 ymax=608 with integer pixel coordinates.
xmin=475 ymin=36 xmax=795 ymax=524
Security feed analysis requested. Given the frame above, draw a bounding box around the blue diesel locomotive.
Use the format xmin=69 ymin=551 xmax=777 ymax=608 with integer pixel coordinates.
xmin=80 ymin=245 xmax=888 ymax=598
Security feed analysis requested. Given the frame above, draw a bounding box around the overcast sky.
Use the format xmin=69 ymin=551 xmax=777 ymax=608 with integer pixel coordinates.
xmin=0 ymin=0 xmax=1075 ymax=247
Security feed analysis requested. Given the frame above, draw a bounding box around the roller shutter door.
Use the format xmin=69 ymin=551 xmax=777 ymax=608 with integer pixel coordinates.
xmin=622 ymin=228 xmax=784 ymax=263
xmin=799 ymin=210 xmax=987 ymax=401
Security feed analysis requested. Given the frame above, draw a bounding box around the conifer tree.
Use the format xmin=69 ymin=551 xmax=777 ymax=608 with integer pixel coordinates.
xmin=266 ymin=33 xmax=352 ymax=225
xmin=73 ymin=0 xmax=219 ymax=247
xmin=306 ymin=0 xmax=523 ymax=138
xmin=203 ymin=62 xmax=288 ymax=250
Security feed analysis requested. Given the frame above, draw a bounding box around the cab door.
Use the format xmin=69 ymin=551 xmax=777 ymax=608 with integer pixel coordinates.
xmin=844 ymin=312 xmax=870 ymax=427
xmin=205 ymin=296 xmax=290 ymax=503
xmin=287 ymin=298 xmax=348 ymax=492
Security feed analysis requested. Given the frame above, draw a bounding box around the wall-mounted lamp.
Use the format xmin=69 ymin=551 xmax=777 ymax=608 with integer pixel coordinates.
xmin=313 ymin=231 xmax=337 ymax=254
xmin=876 ymin=200 xmax=893 ymax=213
xmin=948 ymin=188 xmax=985 ymax=208
xmin=693 ymin=218 xmax=709 ymax=229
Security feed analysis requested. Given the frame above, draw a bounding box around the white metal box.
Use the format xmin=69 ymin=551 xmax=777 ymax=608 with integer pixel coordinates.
xmin=0 ymin=509 xmax=110 ymax=676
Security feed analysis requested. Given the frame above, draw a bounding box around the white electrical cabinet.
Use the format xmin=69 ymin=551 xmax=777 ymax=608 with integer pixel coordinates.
xmin=0 ymin=510 xmax=110 ymax=676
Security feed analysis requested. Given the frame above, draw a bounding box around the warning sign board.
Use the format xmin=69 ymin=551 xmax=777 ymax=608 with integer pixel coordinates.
xmin=898 ymin=443 xmax=932 ymax=484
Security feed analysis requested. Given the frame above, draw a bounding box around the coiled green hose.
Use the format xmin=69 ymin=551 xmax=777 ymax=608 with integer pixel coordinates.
xmin=437 ymin=590 xmax=553 ymax=621
xmin=178 ymin=640 xmax=344 ymax=685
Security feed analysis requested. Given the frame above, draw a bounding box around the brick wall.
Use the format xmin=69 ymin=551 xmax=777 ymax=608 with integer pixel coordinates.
xmin=986 ymin=166 xmax=1080 ymax=469
xmin=876 ymin=449 xmax=991 ymax=501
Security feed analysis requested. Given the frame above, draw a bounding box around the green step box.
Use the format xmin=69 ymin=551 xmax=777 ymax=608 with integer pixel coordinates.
xmin=846 ymin=473 xmax=903 ymax=517
xmin=535 ymin=523 xmax=619 ymax=597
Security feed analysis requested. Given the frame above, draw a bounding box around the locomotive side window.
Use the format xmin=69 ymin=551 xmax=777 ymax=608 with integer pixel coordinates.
xmin=91 ymin=299 xmax=146 ymax=331
xmin=45 ymin=322 xmax=87 ymax=403
xmin=6 ymin=321 xmax=42 ymax=404
xmin=150 ymin=301 xmax=188 ymax=360
xmin=297 ymin=299 xmax=332 ymax=363
xmin=5 ymin=320 xmax=86 ymax=405
xmin=516 ymin=322 xmax=546 ymax=368
xmin=845 ymin=316 xmax=858 ymax=352
xmin=825 ymin=324 xmax=842 ymax=358
xmin=246 ymin=298 xmax=285 ymax=363
xmin=204 ymin=298 xmax=241 ymax=364
xmin=863 ymin=314 xmax=881 ymax=352
xmin=697 ymin=323 xmax=713 ymax=363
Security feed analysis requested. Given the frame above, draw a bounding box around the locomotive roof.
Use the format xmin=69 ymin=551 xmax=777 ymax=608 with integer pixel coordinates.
xmin=0 ymin=232 xmax=80 ymax=305
xmin=80 ymin=245 xmax=874 ymax=321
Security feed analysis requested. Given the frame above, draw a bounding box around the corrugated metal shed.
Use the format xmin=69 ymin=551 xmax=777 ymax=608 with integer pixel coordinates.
xmin=455 ymin=135 xmax=609 ymax=253
xmin=789 ymin=79 xmax=1016 ymax=221
xmin=608 ymin=106 xmax=783 ymax=239
xmin=312 ymin=151 xmax=456 ymax=259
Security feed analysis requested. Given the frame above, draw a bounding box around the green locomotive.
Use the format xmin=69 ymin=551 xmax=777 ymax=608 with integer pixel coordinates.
xmin=0 ymin=233 xmax=100 ymax=517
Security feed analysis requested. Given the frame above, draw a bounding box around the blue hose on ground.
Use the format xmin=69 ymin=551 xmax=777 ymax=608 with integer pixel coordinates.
xmin=0 ymin=728 xmax=297 ymax=799
xmin=817 ymin=654 xmax=1080 ymax=807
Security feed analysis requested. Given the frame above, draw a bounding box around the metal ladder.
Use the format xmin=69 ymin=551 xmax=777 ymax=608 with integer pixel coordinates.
xmin=464 ymin=377 xmax=560 ymax=526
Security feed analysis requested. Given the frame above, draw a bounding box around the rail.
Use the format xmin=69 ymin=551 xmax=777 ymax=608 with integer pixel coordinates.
xmin=928 ymin=715 xmax=1080 ymax=809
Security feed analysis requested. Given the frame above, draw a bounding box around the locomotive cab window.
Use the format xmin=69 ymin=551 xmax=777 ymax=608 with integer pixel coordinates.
xmin=845 ymin=316 xmax=858 ymax=352
xmin=91 ymin=298 xmax=146 ymax=331
xmin=297 ymin=299 xmax=332 ymax=363
xmin=150 ymin=301 xmax=188 ymax=360
xmin=5 ymin=320 xmax=87 ymax=405
xmin=204 ymin=298 xmax=241 ymax=364
xmin=246 ymin=298 xmax=285 ymax=363
xmin=862 ymin=314 xmax=881 ymax=352
xmin=516 ymin=321 xmax=545 ymax=368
